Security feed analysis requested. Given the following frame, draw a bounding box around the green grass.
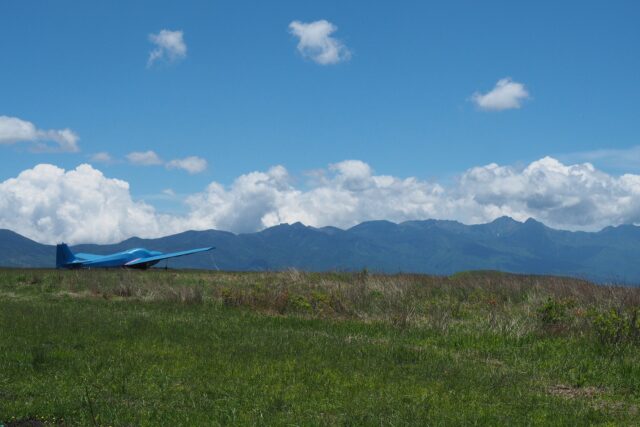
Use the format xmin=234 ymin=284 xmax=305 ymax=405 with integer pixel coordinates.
xmin=0 ymin=269 xmax=639 ymax=426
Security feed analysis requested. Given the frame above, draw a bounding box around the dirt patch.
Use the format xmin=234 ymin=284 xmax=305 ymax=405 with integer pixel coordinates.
xmin=0 ymin=291 xmax=35 ymax=301
xmin=592 ymin=400 xmax=639 ymax=417
xmin=547 ymin=384 xmax=603 ymax=399
xmin=485 ymin=358 xmax=506 ymax=367
xmin=548 ymin=384 xmax=639 ymax=417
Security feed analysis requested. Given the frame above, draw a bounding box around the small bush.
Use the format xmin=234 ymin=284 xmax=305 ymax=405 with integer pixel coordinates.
xmin=537 ymin=297 xmax=575 ymax=333
xmin=288 ymin=294 xmax=312 ymax=313
xmin=590 ymin=308 xmax=640 ymax=347
xmin=310 ymin=291 xmax=332 ymax=314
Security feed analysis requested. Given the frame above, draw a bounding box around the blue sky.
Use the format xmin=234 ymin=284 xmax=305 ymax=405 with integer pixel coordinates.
xmin=1 ymin=1 xmax=640 ymax=243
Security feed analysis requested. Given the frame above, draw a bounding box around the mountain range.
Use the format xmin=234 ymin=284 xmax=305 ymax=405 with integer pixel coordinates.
xmin=1 ymin=217 xmax=639 ymax=284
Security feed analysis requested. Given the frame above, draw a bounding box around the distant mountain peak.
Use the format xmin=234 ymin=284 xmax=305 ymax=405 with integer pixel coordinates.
xmin=473 ymin=216 xmax=522 ymax=236
xmin=257 ymin=222 xmax=313 ymax=237
xmin=523 ymin=217 xmax=546 ymax=228
xmin=491 ymin=216 xmax=520 ymax=225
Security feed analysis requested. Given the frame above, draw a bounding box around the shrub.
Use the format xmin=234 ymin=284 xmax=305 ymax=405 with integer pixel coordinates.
xmin=310 ymin=291 xmax=332 ymax=313
xmin=590 ymin=307 xmax=640 ymax=347
xmin=537 ymin=297 xmax=574 ymax=332
xmin=288 ymin=294 xmax=312 ymax=313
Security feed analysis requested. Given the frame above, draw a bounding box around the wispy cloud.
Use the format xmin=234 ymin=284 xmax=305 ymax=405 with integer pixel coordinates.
xmin=126 ymin=150 xmax=163 ymax=166
xmin=147 ymin=29 xmax=187 ymax=67
xmin=90 ymin=152 xmax=112 ymax=164
xmin=289 ymin=20 xmax=351 ymax=65
xmin=0 ymin=115 xmax=79 ymax=152
xmin=559 ymin=146 xmax=640 ymax=171
xmin=126 ymin=151 xmax=207 ymax=174
xmin=471 ymin=78 xmax=530 ymax=111
xmin=166 ymin=156 xmax=208 ymax=174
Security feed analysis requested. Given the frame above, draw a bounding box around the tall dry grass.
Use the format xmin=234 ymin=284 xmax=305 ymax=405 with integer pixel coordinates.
xmin=3 ymin=268 xmax=639 ymax=346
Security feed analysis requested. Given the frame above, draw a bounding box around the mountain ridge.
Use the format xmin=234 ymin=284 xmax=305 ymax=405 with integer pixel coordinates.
xmin=1 ymin=217 xmax=639 ymax=284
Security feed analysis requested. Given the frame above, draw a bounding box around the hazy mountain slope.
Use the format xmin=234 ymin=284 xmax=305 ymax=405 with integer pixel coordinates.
xmin=1 ymin=218 xmax=639 ymax=283
xmin=0 ymin=230 xmax=53 ymax=268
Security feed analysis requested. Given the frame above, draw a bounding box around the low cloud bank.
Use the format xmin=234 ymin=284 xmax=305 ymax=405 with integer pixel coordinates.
xmin=1 ymin=157 xmax=639 ymax=244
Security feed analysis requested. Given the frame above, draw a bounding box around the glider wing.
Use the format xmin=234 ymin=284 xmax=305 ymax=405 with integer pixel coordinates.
xmin=124 ymin=247 xmax=214 ymax=267
xmin=74 ymin=253 xmax=103 ymax=261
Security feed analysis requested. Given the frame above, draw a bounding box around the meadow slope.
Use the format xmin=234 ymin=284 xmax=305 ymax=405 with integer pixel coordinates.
xmin=1 ymin=269 xmax=639 ymax=426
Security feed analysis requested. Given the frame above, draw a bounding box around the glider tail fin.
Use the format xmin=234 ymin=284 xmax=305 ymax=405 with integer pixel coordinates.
xmin=56 ymin=243 xmax=75 ymax=268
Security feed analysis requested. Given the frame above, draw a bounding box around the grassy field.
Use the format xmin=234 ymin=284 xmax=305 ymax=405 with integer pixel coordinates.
xmin=1 ymin=269 xmax=639 ymax=426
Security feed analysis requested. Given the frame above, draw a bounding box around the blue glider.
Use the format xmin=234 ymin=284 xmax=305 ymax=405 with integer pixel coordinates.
xmin=56 ymin=243 xmax=214 ymax=269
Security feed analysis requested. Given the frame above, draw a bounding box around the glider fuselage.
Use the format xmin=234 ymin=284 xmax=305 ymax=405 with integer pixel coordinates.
xmin=75 ymin=248 xmax=163 ymax=269
xmin=56 ymin=244 xmax=214 ymax=269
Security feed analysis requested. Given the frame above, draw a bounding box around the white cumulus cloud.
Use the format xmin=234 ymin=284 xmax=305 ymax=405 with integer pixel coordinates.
xmin=0 ymin=115 xmax=79 ymax=152
xmin=183 ymin=165 xmax=296 ymax=233
xmin=0 ymin=164 xmax=178 ymax=244
xmin=289 ymin=20 xmax=351 ymax=65
xmin=471 ymin=78 xmax=530 ymax=111
xmin=455 ymin=157 xmax=640 ymax=229
xmin=3 ymin=158 xmax=640 ymax=244
xmin=148 ymin=29 xmax=187 ymax=67
xmin=180 ymin=158 xmax=640 ymax=234
xmin=166 ymin=156 xmax=207 ymax=174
